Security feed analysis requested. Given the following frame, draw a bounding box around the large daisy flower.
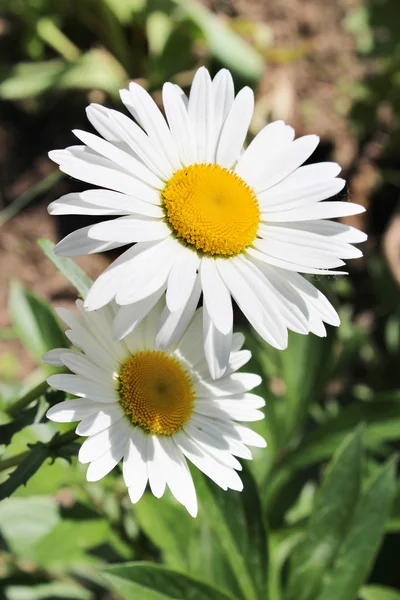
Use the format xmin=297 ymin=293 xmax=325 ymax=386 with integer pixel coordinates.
xmin=49 ymin=67 xmax=366 ymax=379
xmin=44 ymin=300 xmax=265 ymax=517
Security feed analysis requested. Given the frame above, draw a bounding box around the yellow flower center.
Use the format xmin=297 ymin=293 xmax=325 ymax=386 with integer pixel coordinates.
xmin=162 ymin=163 xmax=260 ymax=257
xmin=118 ymin=351 xmax=195 ymax=436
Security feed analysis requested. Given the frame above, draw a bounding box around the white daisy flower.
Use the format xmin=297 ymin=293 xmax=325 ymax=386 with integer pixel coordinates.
xmin=48 ymin=67 xmax=366 ymax=379
xmin=43 ymin=300 xmax=265 ymax=517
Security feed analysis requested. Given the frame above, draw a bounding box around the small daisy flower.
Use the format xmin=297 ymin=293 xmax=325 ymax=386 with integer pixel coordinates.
xmin=43 ymin=300 xmax=265 ymax=517
xmin=48 ymin=67 xmax=366 ymax=379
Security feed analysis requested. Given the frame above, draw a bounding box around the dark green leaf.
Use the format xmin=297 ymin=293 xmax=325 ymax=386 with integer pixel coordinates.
xmin=0 ymin=404 xmax=38 ymax=446
xmin=9 ymin=279 xmax=67 ymax=365
xmin=38 ymin=239 xmax=93 ymax=299
xmin=192 ymin=466 xmax=267 ymax=600
xmin=286 ymin=427 xmax=363 ymax=600
xmin=135 ymin=494 xmax=240 ymax=597
xmin=315 ymin=457 xmax=397 ymax=600
xmin=279 ymin=329 xmax=336 ymax=440
xmin=288 ymin=397 xmax=400 ymax=468
xmin=0 ymin=442 xmax=49 ymax=501
xmin=102 ymin=562 xmax=237 ymax=600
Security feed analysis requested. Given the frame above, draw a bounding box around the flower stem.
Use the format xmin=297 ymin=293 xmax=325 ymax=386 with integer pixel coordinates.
xmin=0 ymin=429 xmax=78 ymax=473
xmin=7 ymin=379 xmax=49 ymax=418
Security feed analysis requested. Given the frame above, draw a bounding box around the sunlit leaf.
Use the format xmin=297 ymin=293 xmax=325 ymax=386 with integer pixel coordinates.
xmin=286 ymin=427 xmax=363 ymax=600
xmin=192 ymin=467 xmax=267 ymax=600
xmin=8 ymin=279 xmax=67 ymax=365
xmin=102 ymin=562 xmax=237 ymax=600
xmin=315 ymin=457 xmax=397 ymax=600
xmin=38 ymin=239 xmax=93 ymax=299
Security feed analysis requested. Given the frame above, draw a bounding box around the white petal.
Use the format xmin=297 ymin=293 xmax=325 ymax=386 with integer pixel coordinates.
xmin=54 ymin=225 xmax=126 ymax=257
xmin=160 ymin=436 xmax=198 ymax=517
xmin=231 ymin=422 xmax=267 ymax=448
xmin=200 ymin=257 xmax=233 ymax=335
xmin=194 ymin=372 xmax=261 ymax=398
xmin=166 ymin=248 xmax=200 ymax=313
xmin=212 ymin=69 xmax=235 ymax=136
xmin=42 ymin=349 xmax=64 ymax=367
xmin=86 ymin=104 xmax=124 ymax=143
xmin=189 ymin=415 xmax=253 ymax=458
xmin=76 ymin=404 xmax=124 ymax=436
xmin=257 ymin=162 xmax=342 ymax=210
xmin=174 ymin=430 xmax=243 ymax=491
xmin=86 ymin=436 xmax=126 ymax=482
xmin=283 ymin=270 xmax=340 ymax=327
xmin=49 ymin=147 xmax=153 ymax=196
xmin=116 ymin=238 xmax=177 ymax=305
xmin=79 ymin=420 xmax=130 ymax=463
xmin=262 ymin=200 xmax=365 ymax=223
xmin=84 ymin=243 xmax=152 ymax=311
xmin=109 ymin=110 xmax=172 ymax=181
xmin=227 ymin=349 xmax=252 ymax=373
xmin=79 ymin=188 xmax=162 ymax=211
xmin=246 ymin=246 xmax=347 ymax=276
xmin=113 ymin=286 xmax=166 ymax=340
xmin=48 ymin=193 xmax=124 ymax=216
xmin=259 ymin=224 xmax=362 ymax=260
xmin=147 ymin=435 xmax=166 ymax=498
xmin=47 ymin=374 xmax=118 ymax=403
xmin=203 ymin=303 xmax=232 ymax=380
xmin=291 ymin=220 xmax=367 ymax=244
xmin=235 ymin=120 xmax=294 ymax=183
xmin=162 ymin=82 xmax=196 ymax=167
xmin=216 ymin=87 xmax=254 ymax=169
xmin=231 ymin=332 xmax=245 ymax=352
xmin=155 ymin=277 xmax=201 ymax=351
xmin=252 ymin=236 xmax=345 ymax=268
xmin=246 ymin=134 xmax=320 ymax=194
xmin=188 ymin=67 xmax=215 ymax=162
xmin=88 ymin=216 xmax=170 ymax=244
xmin=73 ymin=129 xmax=164 ymax=188
xmin=46 ymin=399 xmax=104 ymax=423
xmin=217 ymin=258 xmax=288 ymax=349
xmin=128 ymin=82 xmax=181 ymax=171
xmin=59 ymin=349 xmax=113 ymax=383
xmin=123 ymin=427 xmax=148 ymax=490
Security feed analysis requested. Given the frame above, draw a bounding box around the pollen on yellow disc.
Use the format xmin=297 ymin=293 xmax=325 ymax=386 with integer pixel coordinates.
xmin=118 ymin=351 xmax=195 ymax=436
xmin=162 ymin=163 xmax=260 ymax=257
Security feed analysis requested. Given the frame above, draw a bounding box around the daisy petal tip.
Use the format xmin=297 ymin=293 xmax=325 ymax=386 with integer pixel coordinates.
xmin=186 ymin=502 xmax=198 ymax=518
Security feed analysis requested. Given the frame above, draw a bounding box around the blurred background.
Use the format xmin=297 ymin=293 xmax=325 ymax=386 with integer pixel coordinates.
xmin=0 ymin=1 xmax=399 ymax=599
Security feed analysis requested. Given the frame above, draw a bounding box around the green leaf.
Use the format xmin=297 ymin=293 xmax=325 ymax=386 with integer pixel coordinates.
xmin=0 ymin=404 xmax=38 ymax=446
xmin=173 ymin=0 xmax=263 ymax=82
xmin=0 ymin=49 xmax=127 ymax=99
xmin=102 ymin=562 xmax=237 ymax=600
xmin=0 ymin=442 xmax=49 ymax=501
xmin=134 ymin=494 xmax=237 ymax=595
xmin=6 ymin=581 xmax=91 ymax=600
xmin=8 ymin=279 xmax=67 ymax=365
xmin=135 ymin=494 xmax=198 ymax=571
xmin=286 ymin=427 xmax=363 ymax=600
xmin=289 ymin=397 xmax=400 ymax=468
xmin=359 ymin=586 xmax=400 ymax=600
xmin=279 ymin=328 xmax=336 ymax=440
xmin=31 ymin=519 xmax=111 ymax=567
xmin=38 ymin=239 xmax=93 ymax=299
xmin=315 ymin=457 xmax=397 ymax=600
xmin=0 ymin=496 xmax=59 ymax=555
xmin=192 ymin=466 xmax=267 ymax=600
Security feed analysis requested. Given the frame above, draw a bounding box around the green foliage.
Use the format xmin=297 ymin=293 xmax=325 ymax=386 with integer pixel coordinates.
xmin=38 ymin=239 xmax=93 ymax=299
xmin=8 ymin=279 xmax=67 ymax=367
xmin=102 ymin=562 xmax=237 ymax=600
